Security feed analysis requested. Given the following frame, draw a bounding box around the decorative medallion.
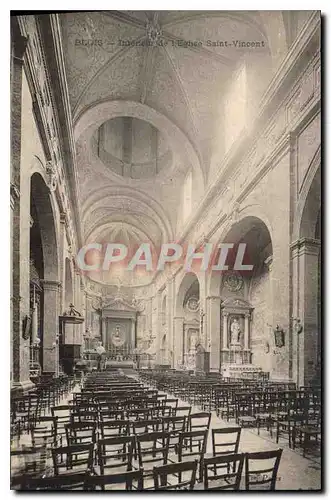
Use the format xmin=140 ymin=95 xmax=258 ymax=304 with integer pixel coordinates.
xmin=186 ymin=296 xmax=199 ymax=312
xmin=146 ymin=21 xmax=163 ymax=46
xmin=223 ymin=271 xmax=243 ymax=292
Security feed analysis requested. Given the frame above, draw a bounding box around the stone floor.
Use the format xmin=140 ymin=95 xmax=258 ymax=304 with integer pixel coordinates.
xmin=11 ymin=382 xmax=321 ymax=491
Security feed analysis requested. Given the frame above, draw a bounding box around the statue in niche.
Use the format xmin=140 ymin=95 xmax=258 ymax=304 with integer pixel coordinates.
xmin=230 ymin=318 xmax=241 ymax=344
xmin=111 ymin=324 xmax=125 ymax=347
xmin=189 ymin=331 xmax=198 ymax=351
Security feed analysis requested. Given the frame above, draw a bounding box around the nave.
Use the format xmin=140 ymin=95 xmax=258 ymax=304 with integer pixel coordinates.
xmin=11 ymin=370 xmax=321 ymax=491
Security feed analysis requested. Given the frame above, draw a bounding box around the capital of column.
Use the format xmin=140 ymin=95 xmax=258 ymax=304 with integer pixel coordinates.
xmin=291 ymin=237 xmax=321 ymax=257
xmin=41 ymin=280 xmax=62 ymax=292
xmin=206 ymin=295 xmax=221 ymax=302
xmin=222 ymin=311 xmax=229 ymax=318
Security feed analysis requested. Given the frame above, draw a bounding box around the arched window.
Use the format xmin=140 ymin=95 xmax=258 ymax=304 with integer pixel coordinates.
xmin=182 ymin=170 xmax=192 ymax=223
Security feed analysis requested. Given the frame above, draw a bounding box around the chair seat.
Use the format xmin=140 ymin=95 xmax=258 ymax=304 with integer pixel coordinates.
xmin=256 ymin=413 xmax=271 ymax=419
xmin=296 ymin=425 xmax=320 ymax=435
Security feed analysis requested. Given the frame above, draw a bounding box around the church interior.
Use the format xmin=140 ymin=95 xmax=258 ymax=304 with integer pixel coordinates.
xmin=10 ymin=11 xmax=321 ymax=491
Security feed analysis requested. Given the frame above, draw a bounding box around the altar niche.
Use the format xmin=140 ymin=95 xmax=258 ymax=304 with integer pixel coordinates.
xmin=221 ymin=298 xmax=253 ymax=366
xmin=101 ymin=298 xmax=137 ymax=361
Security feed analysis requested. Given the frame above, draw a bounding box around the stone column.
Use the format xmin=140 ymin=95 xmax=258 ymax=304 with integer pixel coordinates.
xmin=155 ymin=292 xmax=162 ymax=365
xmin=42 ymin=280 xmax=61 ymax=376
xmin=291 ymin=238 xmax=320 ymax=387
xmin=173 ymin=316 xmax=184 ymax=369
xmin=102 ymin=317 xmax=107 ymax=350
xmin=206 ymin=296 xmax=221 ymax=372
xmin=167 ymin=278 xmax=175 ymax=367
xmin=220 ymin=311 xmax=229 ymax=368
xmin=73 ymin=270 xmax=82 ymax=347
xmin=222 ymin=312 xmax=229 ymax=349
xmin=131 ymin=318 xmax=136 ymax=352
xmin=244 ymin=313 xmax=250 ymax=350
xmin=59 ymin=213 xmax=67 ymax=314
xmin=11 ymin=28 xmax=31 ymax=394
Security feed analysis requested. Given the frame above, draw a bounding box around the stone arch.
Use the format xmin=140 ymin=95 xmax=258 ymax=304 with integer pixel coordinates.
xmin=175 ymin=271 xmax=200 ymax=317
xmin=293 ymin=146 xmax=321 ymax=241
xmin=30 ymin=172 xmax=60 ymax=374
xmin=174 ymin=271 xmax=200 ymax=369
xmin=30 ymin=172 xmax=59 ymax=281
xmin=208 ymin=212 xmax=273 ymax=297
xmin=292 ymin=148 xmax=321 ymax=386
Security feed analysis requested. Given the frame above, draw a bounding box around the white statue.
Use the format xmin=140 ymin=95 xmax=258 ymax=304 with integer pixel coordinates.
xmin=189 ymin=331 xmax=197 ymax=351
xmin=230 ymin=318 xmax=241 ymax=344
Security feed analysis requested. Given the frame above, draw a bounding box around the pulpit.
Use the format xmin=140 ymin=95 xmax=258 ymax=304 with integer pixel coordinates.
xmin=195 ymin=344 xmax=210 ymax=374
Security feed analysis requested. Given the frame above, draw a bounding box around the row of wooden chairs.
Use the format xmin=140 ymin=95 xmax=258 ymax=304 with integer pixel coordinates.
xmin=13 ymin=446 xmax=283 ymax=491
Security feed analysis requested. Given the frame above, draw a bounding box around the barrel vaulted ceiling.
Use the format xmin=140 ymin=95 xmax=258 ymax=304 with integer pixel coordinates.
xmin=58 ymin=10 xmax=311 ymax=285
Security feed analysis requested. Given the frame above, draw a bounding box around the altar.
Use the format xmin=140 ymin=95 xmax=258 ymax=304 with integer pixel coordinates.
xmin=220 ymin=298 xmax=253 ymax=375
xmin=100 ymin=297 xmax=137 ymax=361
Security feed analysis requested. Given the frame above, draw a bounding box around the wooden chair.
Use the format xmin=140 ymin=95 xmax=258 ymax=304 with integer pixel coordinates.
xmin=30 ymin=415 xmax=60 ymax=448
xmin=211 ymin=427 xmax=241 ymax=457
xmin=201 ymin=452 xmax=245 ymax=490
xmin=177 ymin=430 xmax=208 ymax=482
xmin=84 ymin=469 xmax=144 ymax=491
xmin=51 ymin=405 xmax=71 ymax=443
xmin=99 ymin=408 xmax=125 ymax=421
xmin=174 ymin=406 xmax=192 ymax=418
xmin=51 ymin=443 xmax=94 ymax=475
xmin=11 ymin=444 xmax=48 ymax=484
xmin=235 ymin=393 xmax=257 ymax=428
xmin=65 ymin=421 xmax=97 ymax=446
xmin=97 ymin=435 xmax=135 ymax=475
xmin=131 ymin=418 xmax=161 ymax=436
xmin=127 ymin=408 xmax=151 ymax=421
xmin=188 ymin=412 xmax=211 ymax=433
xmin=17 ymin=472 xmax=88 ymax=491
xmin=100 ymin=419 xmax=130 ymax=439
xmin=245 ymin=449 xmax=283 ymax=490
xmin=161 ymin=416 xmax=187 ymax=451
xmin=136 ymin=431 xmax=170 ymax=480
xmin=153 ymin=460 xmax=198 ymax=490
xmin=292 ymin=407 xmax=321 ymax=457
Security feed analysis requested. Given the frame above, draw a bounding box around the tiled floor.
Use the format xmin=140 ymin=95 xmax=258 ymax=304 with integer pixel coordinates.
xmin=11 ymin=382 xmax=321 ymax=491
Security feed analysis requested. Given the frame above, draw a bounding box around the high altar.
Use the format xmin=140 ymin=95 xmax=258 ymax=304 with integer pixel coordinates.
xmin=100 ymin=297 xmax=137 ymax=367
xmin=220 ymin=298 xmax=260 ymax=378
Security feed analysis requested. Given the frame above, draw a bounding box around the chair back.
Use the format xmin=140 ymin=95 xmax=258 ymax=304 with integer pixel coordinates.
xmin=97 ymin=435 xmax=135 ymax=475
xmin=188 ymin=412 xmax=211 ymax=433
xmin=203 ymin=452 xmax=245 ymax=490
xmin=136 ymin=431 xmax=170 ymax=473
xmin=212 ymin=427 xmax=241 ymax=456
xmin=245 ymin=449 xmax=283 ymax=490
xmin=84 ymin=469 xmax=144 ymax=491
xmin=51 ymin=443 xmax=94 ymax=475
xmin=153 ymin=460 xmax=198 ymax=490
